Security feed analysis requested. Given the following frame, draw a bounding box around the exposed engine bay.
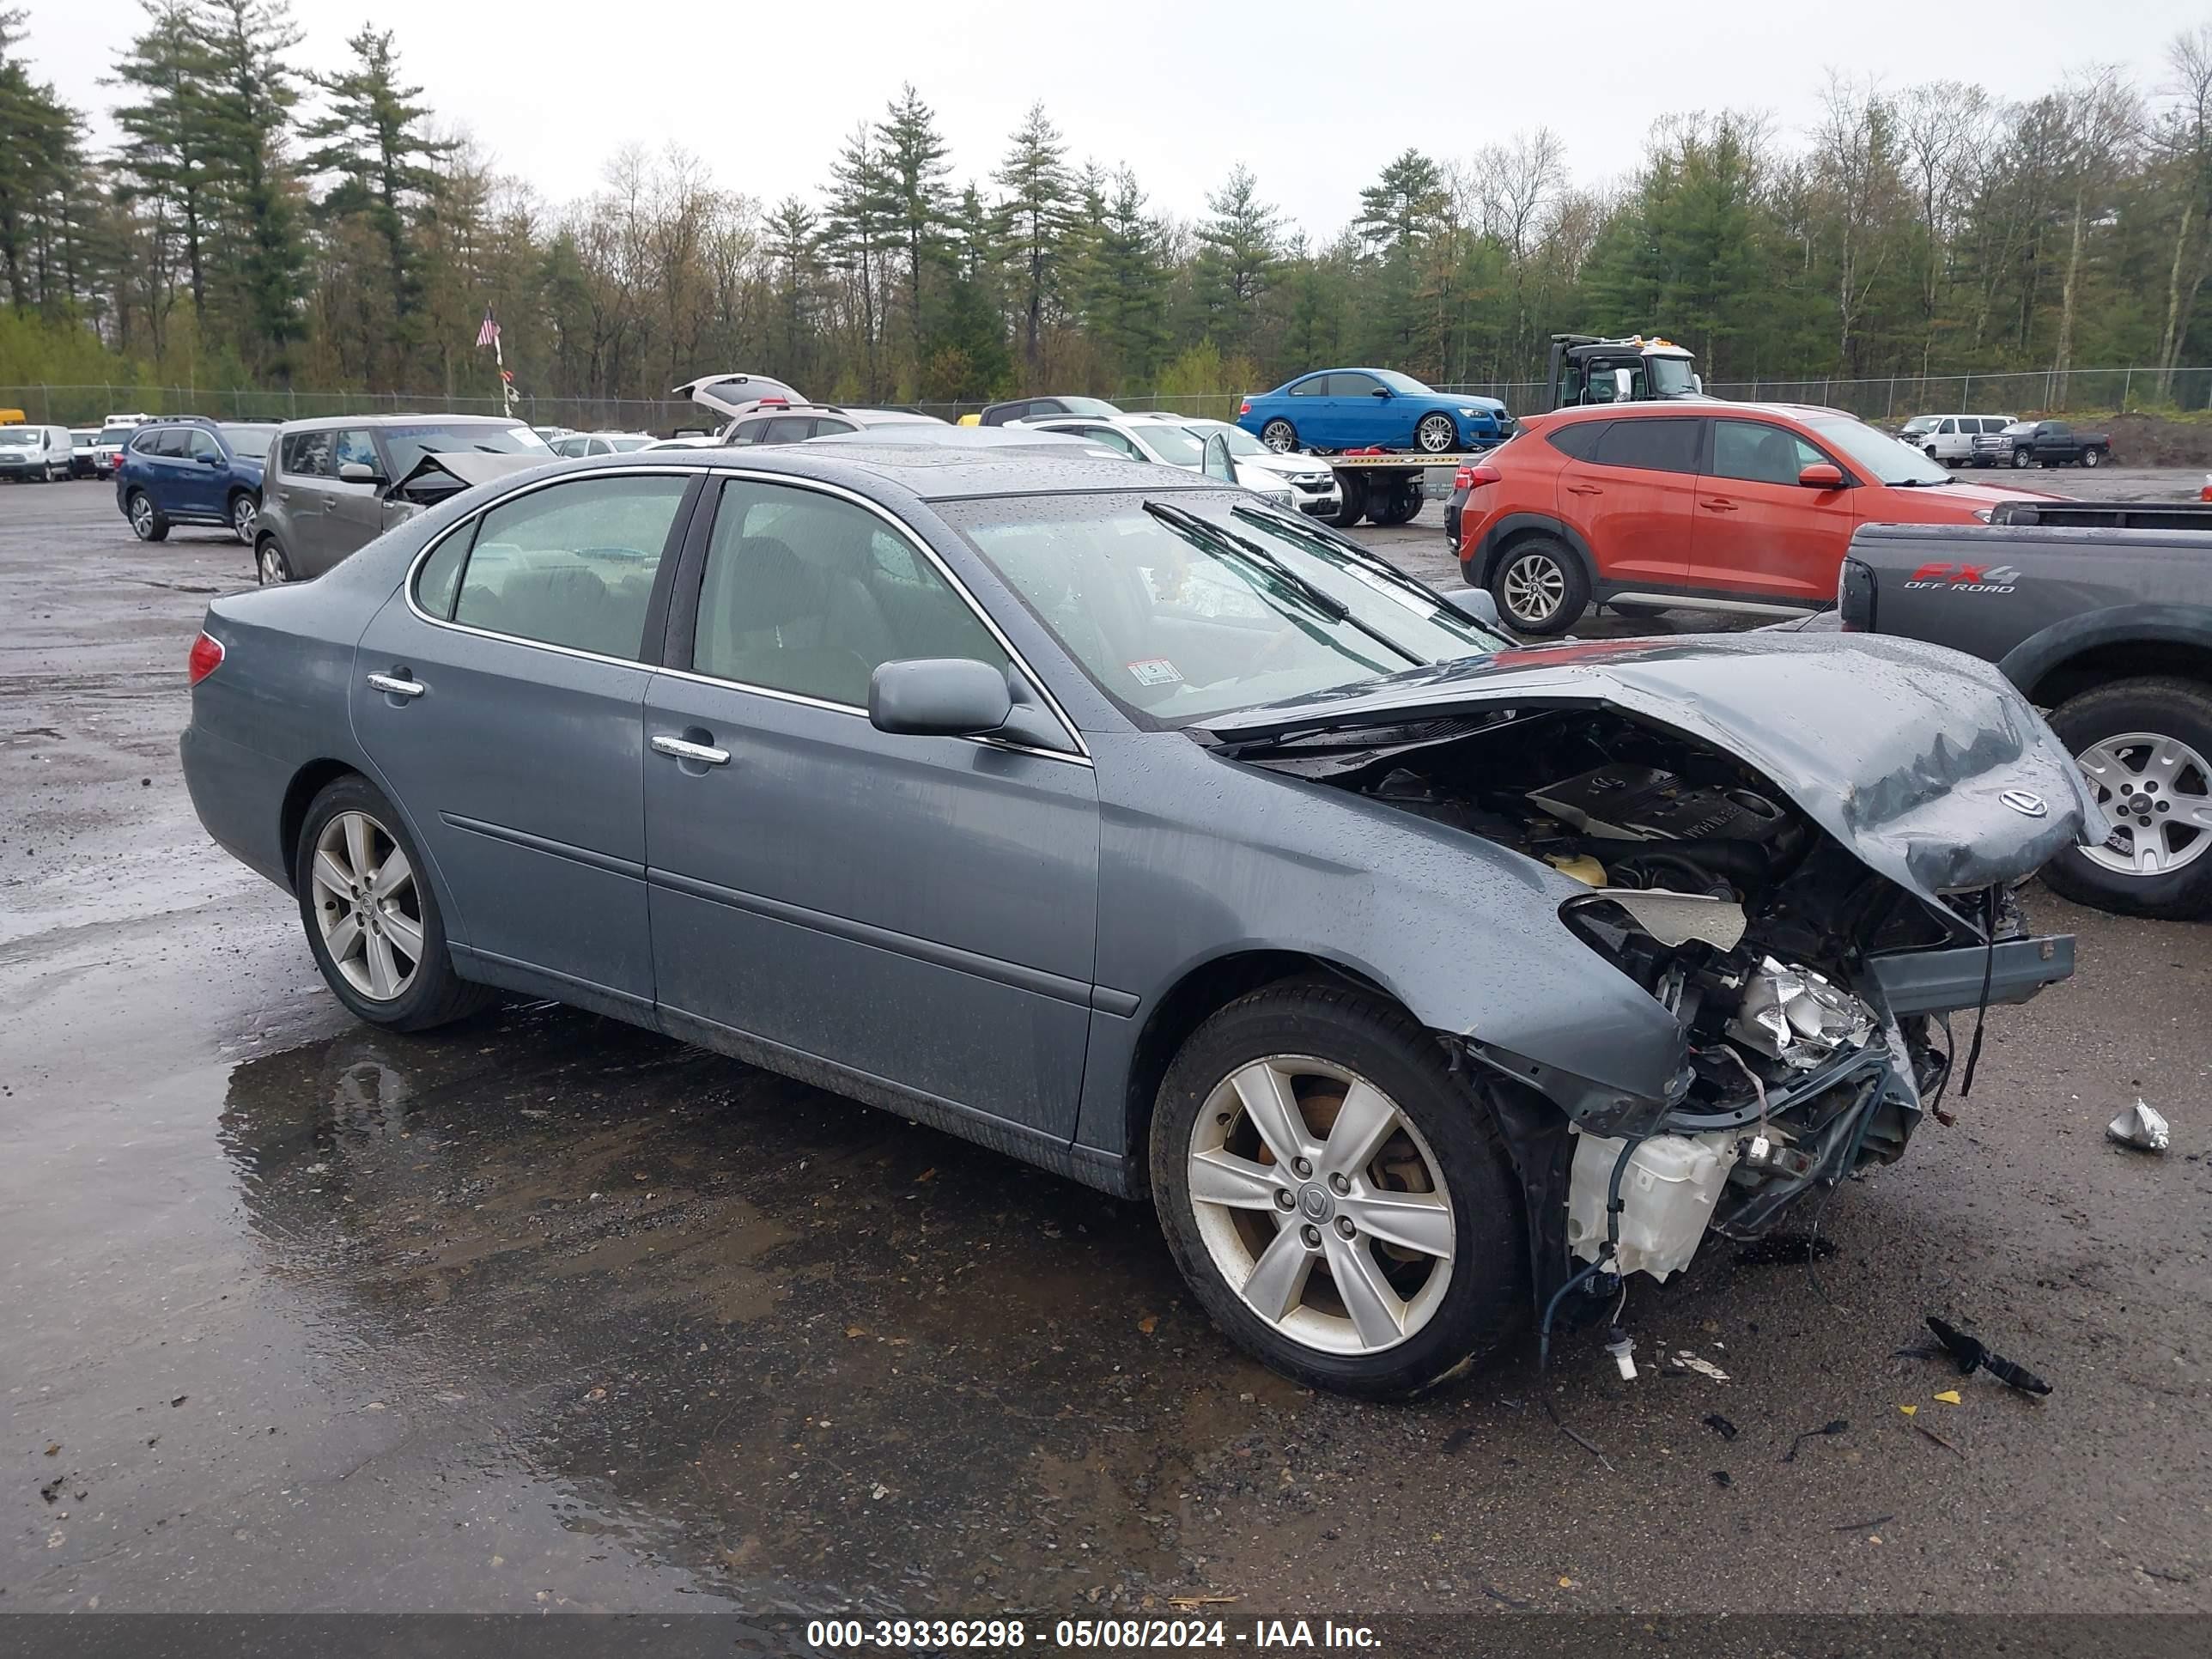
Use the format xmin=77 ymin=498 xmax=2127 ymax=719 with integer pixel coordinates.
xmin=1246 ymin=706 xmax=1971 ymax=1278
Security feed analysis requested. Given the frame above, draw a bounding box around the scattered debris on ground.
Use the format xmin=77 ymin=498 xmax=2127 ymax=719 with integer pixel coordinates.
xmin=2107 ymin=1098 xmax=2171 ymax=1152
xmin=1703 ymin=1413 xmax=1739 ymax=1441
xmin=1784 ymin=1419 xmax=1850 ymax=1462
xmin=1925 ymin=1315 xmax=2054 ymax=1396
xmin=1735 ymin=1234 xmax=1840 ymax=1266
xmin=1671 ymin=1352 xmax=1730 ymax=1383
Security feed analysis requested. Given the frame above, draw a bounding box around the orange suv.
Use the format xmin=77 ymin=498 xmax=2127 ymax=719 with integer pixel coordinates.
xmin=1453 ymin=402 xmax=2054 ymax=633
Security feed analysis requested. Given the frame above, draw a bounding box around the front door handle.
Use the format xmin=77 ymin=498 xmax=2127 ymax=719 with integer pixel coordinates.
xmin=366 ymin=672 xmax=425 ymax=699
xmin=652 ymin=733 xmax=731 ymax=767
xmin=1699 ymin=497 xmax=1738 ymax=513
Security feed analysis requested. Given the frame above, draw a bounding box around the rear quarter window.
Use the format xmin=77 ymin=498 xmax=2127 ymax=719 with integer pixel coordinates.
xmin=1545 ymin=421 xmax=1607 ymax=461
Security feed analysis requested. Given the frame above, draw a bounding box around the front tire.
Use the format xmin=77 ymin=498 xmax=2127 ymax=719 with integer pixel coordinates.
xmin=126 ymin=489 xmax=169 ymax=541
xmin=1415 ymin=413 xmax=1457 ymax=454
xmin=1489 ymin=535 xmax=1589 ymax=635
xmin=2042 ymin=678 xmax=2212 ymax=921
xmin=2012 ymin=448 xmax=2033 ymax=469
xmin=1149 ymin=982 xmax=1525 ymax=1400
xmin=1260 ymin=418 xmax=1298 ymax=453
xmin=295 ymin=775 xmax=495 ymax=1030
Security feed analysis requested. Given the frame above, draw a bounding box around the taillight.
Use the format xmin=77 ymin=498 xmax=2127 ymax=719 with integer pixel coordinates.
xmin=1453 ymin=466 xmax=1474 ymax=490
xmin=187 ymin=630 xmax=224 ymax=684
xmin=1464 ymin=463 xmax=1501 ymax=489
xmin=1238 ymin=398 xmax=1250 ymax=416
xmin=1837 ymin=558 xmax=1875 ymax=633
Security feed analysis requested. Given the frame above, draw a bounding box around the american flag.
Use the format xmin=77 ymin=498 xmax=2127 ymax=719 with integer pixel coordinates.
xmin=475 ymin=308 xmax=500 ymax=349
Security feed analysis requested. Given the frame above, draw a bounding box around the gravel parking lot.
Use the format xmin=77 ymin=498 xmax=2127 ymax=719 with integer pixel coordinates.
xmin=3 ymin=477 xmax=2209 ymax=1626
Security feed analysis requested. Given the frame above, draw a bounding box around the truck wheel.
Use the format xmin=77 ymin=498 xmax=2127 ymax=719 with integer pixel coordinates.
xmin=2042 ymin=677 xmax=2212 ymax=921
xmin=1415 ymin=414 xmax=1458 ymax=453
xmin=1148 ymin=980 xmax=1525 ymax=1400
xmin=1489 ymin=535 xmax=1588 ymax=635
xmin=1327 ymin=476 xmax=1367 ymax=528
xmin=1260 ymin=419 xmax=1298 ymax=453
xmin=2012 ymin=449 xmax=2033 ymax=469
xmin=1370 ymin=485 xmax=1423 ymax=526
xmin=2081 ymin=447 xmax=2102 ymax=468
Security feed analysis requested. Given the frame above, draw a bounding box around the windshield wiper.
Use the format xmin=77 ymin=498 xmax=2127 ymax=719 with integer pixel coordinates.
xmin=1140 ymin=501 xmax=1424 ymax=666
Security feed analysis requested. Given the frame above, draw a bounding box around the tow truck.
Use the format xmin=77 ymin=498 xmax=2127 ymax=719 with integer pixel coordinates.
xmin=1544 ymin=333 xmax=1703 ymax=408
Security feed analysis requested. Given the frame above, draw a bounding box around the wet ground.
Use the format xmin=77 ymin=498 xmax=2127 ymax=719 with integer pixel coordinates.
xmin=3 ymin=478 xmax=2209 ymax=1622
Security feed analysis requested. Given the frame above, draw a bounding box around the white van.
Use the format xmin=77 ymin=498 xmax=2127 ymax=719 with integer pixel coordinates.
xmin=0 ymin=424 xmax=76 ymax=483
xmin=1898 ymin=414 xmax=2015 ymax=465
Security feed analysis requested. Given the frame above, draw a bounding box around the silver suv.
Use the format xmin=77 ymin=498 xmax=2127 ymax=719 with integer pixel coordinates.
xmin=255 ymin=414 xmax=550 ymax=585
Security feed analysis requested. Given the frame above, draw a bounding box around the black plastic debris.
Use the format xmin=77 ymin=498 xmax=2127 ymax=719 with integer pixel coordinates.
xmin=1925 ymin=1315 xmax=2053 ymax=1396
xmin=1735 ymin=1233 xmax=1839 ymax=1267
xmin=1703 ymin=1413 xmax=1740 ymax=1442
xmin=1784 ymin=1419 xmax=1850 ymax=1462
xmin=1711 ymin=1470 xmax=1733 ymax=1489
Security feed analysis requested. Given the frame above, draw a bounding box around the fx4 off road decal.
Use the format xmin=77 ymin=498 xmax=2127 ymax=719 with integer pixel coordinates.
xmin=1904 ymin=562 xmax=2023 ymax=593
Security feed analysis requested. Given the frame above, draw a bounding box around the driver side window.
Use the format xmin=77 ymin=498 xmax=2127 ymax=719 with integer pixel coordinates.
xmin=691 ymin=483 xmax=1007 ymax=708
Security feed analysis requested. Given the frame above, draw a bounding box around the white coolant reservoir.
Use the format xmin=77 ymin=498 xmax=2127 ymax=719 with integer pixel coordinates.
xmin=1565 ymin=1129 xmax=1740 ymax=1280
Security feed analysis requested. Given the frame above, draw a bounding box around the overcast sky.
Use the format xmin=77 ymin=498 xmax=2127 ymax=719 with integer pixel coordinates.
xmin=14 ymin=0 xmax=2208 ymax=239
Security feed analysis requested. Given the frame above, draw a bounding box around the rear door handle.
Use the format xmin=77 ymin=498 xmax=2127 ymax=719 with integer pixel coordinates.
xmin=1565 ymin=483 xmax=1602 ymax=495
xmin=366 ymin=672 xmax=425 ymax=699
xmin=652 ymin=733 xmax=731 ymax=767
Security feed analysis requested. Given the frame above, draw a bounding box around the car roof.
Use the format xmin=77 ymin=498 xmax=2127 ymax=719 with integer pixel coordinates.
xmin=275 ymin=412 xmax=531 ymax=432
xmin=1545 ymin=400 xmax=1850 ymax=424
xmin=582 ymin=440 xmax=1221 ymax=503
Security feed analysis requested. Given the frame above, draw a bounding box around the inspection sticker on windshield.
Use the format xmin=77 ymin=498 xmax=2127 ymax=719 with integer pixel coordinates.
xmin=1126 ymin=658 xmax=1183 ymax=687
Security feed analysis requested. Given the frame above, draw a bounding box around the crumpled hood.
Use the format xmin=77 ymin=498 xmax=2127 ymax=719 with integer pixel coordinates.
xmin=1204 ymin=631 xmax=2100 ymax=911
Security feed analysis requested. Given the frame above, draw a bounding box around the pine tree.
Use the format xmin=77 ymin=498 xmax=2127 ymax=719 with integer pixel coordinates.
xmin=1191 ymin=164 xmax=1279 ymax=360
xmin=110 ymin=0 xmax=222 ymax=331
xmin=1084 ymin=168 xmax=1167 ymax=385
xmin=822 ymin=124 xmax=896 ymax=399
xmin=195 ymin=0 xmax=310 ymax=371
xmin=301 ymin=26 xmax=449 ymax=363
xmin=994 ymin=100 xmax=1072 ymax=385
xmin=876 ymin=83 xmax=951 ymax=381
xmin=763 ymin=195 xmax=821 ymax=389
xmin=0 ymin=7 xmax=87 ymax=310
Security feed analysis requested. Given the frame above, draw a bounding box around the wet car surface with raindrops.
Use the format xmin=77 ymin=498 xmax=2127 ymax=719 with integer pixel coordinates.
xmin=4 ymin=480 xmax=2210 ymax=1625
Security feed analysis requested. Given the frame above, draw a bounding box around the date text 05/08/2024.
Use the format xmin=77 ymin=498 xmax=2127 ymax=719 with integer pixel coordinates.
xmin=803 ymin=1617 xmax=1383 ymax=1650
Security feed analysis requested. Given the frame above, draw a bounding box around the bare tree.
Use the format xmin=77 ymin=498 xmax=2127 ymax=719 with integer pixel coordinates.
xmin=2051 ymin=66 xmax=2141 ymax=391
xmin=2154 ymin=26 xmax=2212 ymax=397
xmin=1898 ymin=82 xmax=1992 ymax=375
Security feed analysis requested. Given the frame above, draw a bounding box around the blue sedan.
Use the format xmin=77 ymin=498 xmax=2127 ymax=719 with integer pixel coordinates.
xmin=1237 ymin=368 xmax=1510 ymax=455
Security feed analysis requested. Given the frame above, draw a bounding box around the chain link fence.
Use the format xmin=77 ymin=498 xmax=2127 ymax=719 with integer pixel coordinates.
xmin=7 ymin=368 xmax=2207 ymax=434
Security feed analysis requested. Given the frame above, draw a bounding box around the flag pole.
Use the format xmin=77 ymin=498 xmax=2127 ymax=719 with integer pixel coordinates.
xmin=495 ymin=326 xmax=512 ymax=416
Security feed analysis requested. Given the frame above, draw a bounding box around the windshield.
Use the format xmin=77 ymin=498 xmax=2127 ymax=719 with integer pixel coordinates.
xmin=0 ymin=428 xmax=35 ymax=446
xmin=376 ymin=422 xmax=548 ymax=479
xmin=1899 ymin=416 xmax=1937 ymax=435
xmin=1131 ymin=424 xmax=1206 ymax=467
xmin=95 ymin=427 xmax=134 ymax=446
xmin=1057 ymin=397 xmax=1121 ymax=417
xmin=1647 ymin=356 xmax=1697 ymax=396
xmin=218 ymin=423 xmax=272 ymax=459
xmin=1374 ymin=370 xmax=1437 ymax=397
xmin=1807 ymin=416 xmax=1952 ymax=485
xmin=1182 ymin=420 xmax=1272 ymax=459
xmin=606 ymin=434 xmax=654 ymax=452
xmin=944 ymin=491 xmax=1510 ymax=727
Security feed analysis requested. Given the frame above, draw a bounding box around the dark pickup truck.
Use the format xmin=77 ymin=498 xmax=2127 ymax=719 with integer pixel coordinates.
xmin=1973 ymin=419 xmax=2113 ymax=470
xmin=1828 ymin=498 xmax=2212 ymax=918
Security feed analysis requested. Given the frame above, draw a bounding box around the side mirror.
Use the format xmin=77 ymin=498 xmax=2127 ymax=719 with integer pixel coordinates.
xmin=337 ymin=461 xmax=384 ymax=486
xmin=871 ymin=659 xmax=1069 ymax=751
xmin=1691 ymin=374 xmax=1704 ymax=394
xmin=1611 ymin=368 xmax=1635 ymax=402
xmin=1370 ymin=386 xmax=1392 ymax=398
xmin=1434 ymin=586 xmax=1504 ymax=629
xmin=198 ymin=452 xmax=222 ymax=466
xmin=1797 ymin=463 xmax=1844 ymax=490
xmin=1200 ymin=432 xmax=1237 ymax=483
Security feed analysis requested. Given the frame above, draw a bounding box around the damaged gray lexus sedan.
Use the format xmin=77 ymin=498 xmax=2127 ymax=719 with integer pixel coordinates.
xmin=179 ymin=444 xmax=2095 ymax=1399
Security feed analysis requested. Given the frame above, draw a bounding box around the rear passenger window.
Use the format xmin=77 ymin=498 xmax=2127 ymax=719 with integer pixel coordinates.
xmin=691 ymin=481 xmax=1006 ymax=708
xmin=282 ymin=430 xmax=335 ymax=477
xmin=1593 ymin=418 xmax=1700 ymax=475
xmin=450 ymin=476 xmax=689 ymax=659
xmin=1545 ymin=422 xmax=1606 ymax=461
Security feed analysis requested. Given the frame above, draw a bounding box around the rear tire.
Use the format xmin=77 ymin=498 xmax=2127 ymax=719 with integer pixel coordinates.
xmin=295 ymin=775 xmax=496 ymax=1031
xmin=2041 ymin=678 xmax=2212 ymax=921
xmin=230 ymin=491 xmax=258 ymax=544
xmin=1325 ymin=475 xmax=1367 ymax=528
xmin=1369 ymin=484 xmax=1423 ymax=526
xmin=1489 ymin=534 xmax=1588 ymax=635
xmin=256 ymin=536 xmax=292 ymax=586
xmin=1260 ymin=418 xmax=1298 ymax=453
xmin=1149 ymin=981 xmax=1525 ymax=1400
xmin=2081 ymin=447 xmax=2102 ymax=468
xmin=127 ymin=489 xmax=169 ymax=542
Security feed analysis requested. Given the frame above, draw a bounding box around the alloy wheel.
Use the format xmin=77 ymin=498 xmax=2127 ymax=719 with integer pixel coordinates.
xmin=1416 ymin=415 xmax=1455 ymax=453
xmin=2077 ymin=731 xmax=2212 ymax=877
xmin=1500 ymin=552 xmax=1566 ymax=626
xmin=1185 ymin=1057 xmax=1455 ymax=1356
xmin=234 ymin=496 xmax=258 ymax=541
xmin=1261 ymin=421 xmax=1297 ymax=453
xmin=130 ymin=495 xmax=155 ymax=538
xmin=257 ymin=542 xmax=287 ymax=586
xmin=309 ymin=811 xmax=425 ymax=1001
